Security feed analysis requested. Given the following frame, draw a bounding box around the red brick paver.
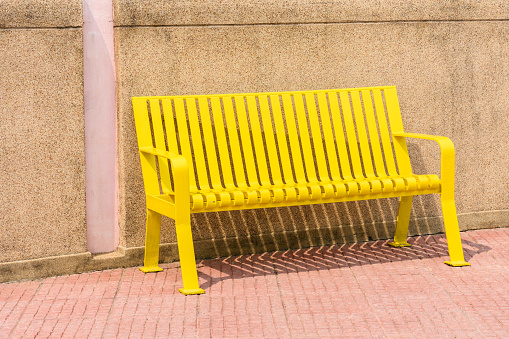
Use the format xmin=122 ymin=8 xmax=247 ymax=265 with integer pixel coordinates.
xmin=1 ymin=228 xmax=509 ymax=338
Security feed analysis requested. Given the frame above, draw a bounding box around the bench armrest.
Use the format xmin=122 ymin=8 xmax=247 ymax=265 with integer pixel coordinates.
xmin=140 ymin=146 xmax=179 ymax=160
xmin=139 ymin=147 xmax=189 ymax=198
xmin=392 ymin=132 xmax=455 ymax=199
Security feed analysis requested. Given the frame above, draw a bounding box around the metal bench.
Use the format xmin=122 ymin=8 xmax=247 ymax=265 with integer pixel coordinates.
xmin=132 ymin=86 xmax=470 ymax=295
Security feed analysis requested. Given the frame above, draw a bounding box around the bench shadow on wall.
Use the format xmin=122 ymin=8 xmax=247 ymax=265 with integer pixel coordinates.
xmin=157 ymin=142 xmax=479 ymax=267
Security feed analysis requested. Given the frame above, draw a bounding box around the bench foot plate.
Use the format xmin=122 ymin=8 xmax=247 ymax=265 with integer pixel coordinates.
xmin=444 ymin=261 xmax=471 ymax=267
xmin=179 ymin=288 xmax=205 ymax=295
xmin=388 ymin=241 xmax=411 ymax=248
xmin=139 ymin=266 xmax=163 ymax=273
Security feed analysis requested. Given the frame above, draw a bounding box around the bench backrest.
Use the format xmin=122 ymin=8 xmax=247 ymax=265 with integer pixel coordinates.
xmin=132 ymin=86 xmax=412 ymax=193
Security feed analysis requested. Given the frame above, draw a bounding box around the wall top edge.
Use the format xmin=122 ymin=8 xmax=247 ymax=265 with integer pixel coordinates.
xmin=0 ymin=0 xmax=82 ymax=29
xmin=113 ymin=0 xmax=509 ymax=27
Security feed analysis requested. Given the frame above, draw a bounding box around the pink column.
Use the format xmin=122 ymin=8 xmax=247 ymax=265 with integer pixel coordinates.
xmin=83 ymin=0 xmax=119 ymax=253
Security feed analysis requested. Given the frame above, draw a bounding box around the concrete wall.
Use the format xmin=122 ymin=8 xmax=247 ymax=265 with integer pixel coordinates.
xmin=1 ymin=0 xmax=508 ymax=282
xmin=0 ymin=1 xmax=86 ymax=263
xmin=115 ymin=0 xmax=509 ymax=261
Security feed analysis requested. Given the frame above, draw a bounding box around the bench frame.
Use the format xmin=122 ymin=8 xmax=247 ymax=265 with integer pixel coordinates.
xmin=132 ymin=86 xmax=470 ymax=295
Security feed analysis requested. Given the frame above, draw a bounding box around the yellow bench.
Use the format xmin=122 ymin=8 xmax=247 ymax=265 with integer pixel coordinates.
xmin=132 ymin=86 xmax=470 ymax=295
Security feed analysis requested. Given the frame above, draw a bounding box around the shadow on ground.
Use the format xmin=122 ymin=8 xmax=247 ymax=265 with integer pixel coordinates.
xmin=197 ymin=235 xmax=490 ymax=291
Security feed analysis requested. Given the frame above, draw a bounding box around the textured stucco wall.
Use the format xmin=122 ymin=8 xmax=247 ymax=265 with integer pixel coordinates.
xmin=1 ymin=0 xmax=508 ymax=282
xmin=0 ymin=0 xmax=82 ymax=28
xmin=115 ymin=0 xmax=509 ymax=258
xmin=113 ymin=0 xmax=509 ymax=25
xmin=0 ymin=1 xmax=86 ymax=262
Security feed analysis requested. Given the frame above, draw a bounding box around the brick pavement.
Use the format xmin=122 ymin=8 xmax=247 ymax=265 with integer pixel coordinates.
xmin=1 ymin=228 xmax=509 ymax=338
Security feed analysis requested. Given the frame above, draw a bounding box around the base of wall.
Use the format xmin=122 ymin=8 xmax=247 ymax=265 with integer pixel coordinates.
xmin=1 ymin=209 xmax=507 ymax=284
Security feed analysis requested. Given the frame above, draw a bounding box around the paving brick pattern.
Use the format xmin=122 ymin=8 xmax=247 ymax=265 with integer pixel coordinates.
xmin=1 ymin=228 xmax=509 ymax=338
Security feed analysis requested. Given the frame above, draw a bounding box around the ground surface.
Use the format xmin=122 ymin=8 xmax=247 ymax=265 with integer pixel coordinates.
xmin=1 ymin=228 xmax=508 ymax=338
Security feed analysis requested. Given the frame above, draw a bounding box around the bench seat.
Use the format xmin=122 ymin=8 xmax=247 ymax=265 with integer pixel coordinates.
xmin=185 ymin=174 xmax=440 ymax=211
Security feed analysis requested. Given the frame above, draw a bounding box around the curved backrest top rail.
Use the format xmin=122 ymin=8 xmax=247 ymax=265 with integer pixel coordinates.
xmin=132 ymin=86 xmax=397 ymax=100
xmin=132 ymin=86 xmax=412 ymax=193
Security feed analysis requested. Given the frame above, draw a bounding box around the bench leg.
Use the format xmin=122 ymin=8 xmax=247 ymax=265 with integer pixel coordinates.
xmin=441 ymin=196 xmax=470 ymax=267
xmin=175 ymin=211 xmax=204 ymax=295
xmin=388 ymin=196 xmax=413 ymax=248
xmin=140 ymin=209 xmax=164 ymax=273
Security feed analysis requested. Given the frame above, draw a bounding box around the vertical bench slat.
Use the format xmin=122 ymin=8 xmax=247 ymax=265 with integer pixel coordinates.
xmin=198 ymin=97 xmax=223 ymax=189
xmin=362 ymin=90 xmax=388 ymax=177
xmin=186 ymin=98 xmax=211 ymax=191
xmin=161 ymin=99 xmax=178 ymax=152
xmin=259 ymin=94 xmax=283 ymax=185
xmin=246 ymin=96 xmax=272 ymax=186
xmin=318 ymin=93 xmax=342 ymax=182
xmin=328 ymin=91 xmax=354 ymax=181
xmin=151 ymin=99 xmax=172 ymax=193
xmin=211 ymin=97 xmax=235 ymax=189
xmin=133 ymin=99 xmax=152 ymax=148
xmin=235 ymin=96 xmax=260 ymax=187
xmin=384 ymin=88 xmax=412 ymax=175
xmin=223 ymin=96 xmax=248 ymax=188
xmin=351 ymin=91 xmax=376 ymax=178
xmin=305 ymin=93 xmax=331 ymax=182
xmin=294 ymin=94 xmax=318 ymax=183
xmin=339 ymin=91 xmax=365 ymax=180
xmin=373 ymin=89 xmax=398 ymax=176
xmin=282 ymin=94 xmax=307 ymax=184
xmin=174 ymin=98 xmax=198 ymax=192
xmin=132 ymin=99 xmax=160 ymax=195
xmin=271 ymin=95 xmax=295 ymax=185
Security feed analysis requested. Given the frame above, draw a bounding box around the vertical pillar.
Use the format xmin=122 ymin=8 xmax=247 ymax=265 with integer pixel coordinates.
xmin=83 ymin=0 xmax=119 ymax=253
